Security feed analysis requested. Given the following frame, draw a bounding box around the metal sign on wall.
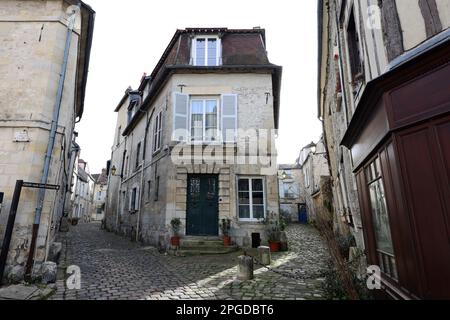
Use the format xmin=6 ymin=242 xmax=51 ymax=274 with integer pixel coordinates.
xmin=13 ymin=130 xmax=30 ymax=142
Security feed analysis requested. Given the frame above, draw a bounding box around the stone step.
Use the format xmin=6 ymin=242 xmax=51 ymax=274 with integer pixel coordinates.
xmin=181 ymin=239 xmax=224 ymax=248
xmin=178 ymin=246 xmax=238 ymax=257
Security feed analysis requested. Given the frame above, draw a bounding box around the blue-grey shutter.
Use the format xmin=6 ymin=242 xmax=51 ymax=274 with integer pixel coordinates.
xmin=172 ymin=92 xmax=189 ymax=142
xmin=221 ymin=94 xmax=238 ymax=142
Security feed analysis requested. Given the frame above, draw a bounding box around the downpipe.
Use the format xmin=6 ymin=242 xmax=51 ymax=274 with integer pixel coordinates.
xmin=25 ymin=6 xmax=79 ymax=279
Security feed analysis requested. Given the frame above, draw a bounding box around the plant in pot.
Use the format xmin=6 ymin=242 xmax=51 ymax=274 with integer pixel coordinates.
xmin=220 ymin=218 xmax=232 ymax=246
xmin=264 ymin=212 xmax=282 ymax=252
xmin=170 ymin=218 xmax=182 ymax=247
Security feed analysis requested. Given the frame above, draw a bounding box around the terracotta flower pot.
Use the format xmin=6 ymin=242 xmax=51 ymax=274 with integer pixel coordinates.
xmin=223 ymin=235 xmax=231 ymax=246
xmin=269 ymin=241 xmax=280 ymax=252
xmin=170 ymin=236 xmax=180 ymax=247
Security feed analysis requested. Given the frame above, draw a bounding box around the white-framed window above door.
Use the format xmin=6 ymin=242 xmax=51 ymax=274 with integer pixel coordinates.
xmin=172 ymin=92 xmax=238 ymax=143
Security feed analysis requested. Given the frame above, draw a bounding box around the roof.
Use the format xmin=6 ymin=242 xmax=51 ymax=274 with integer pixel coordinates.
xmin=121 ymin=27 xmax=282 ymax=135
xmin=93 ymin=169 xmax=108 ymax=185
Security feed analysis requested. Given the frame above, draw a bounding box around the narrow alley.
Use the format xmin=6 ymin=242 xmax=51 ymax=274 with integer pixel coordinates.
xmin=51 ymin=223 xmax=330 ymax=300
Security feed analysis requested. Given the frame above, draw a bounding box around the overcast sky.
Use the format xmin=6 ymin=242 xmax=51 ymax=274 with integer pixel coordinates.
xmin=76 ymin=0 xmax=322 ymax=174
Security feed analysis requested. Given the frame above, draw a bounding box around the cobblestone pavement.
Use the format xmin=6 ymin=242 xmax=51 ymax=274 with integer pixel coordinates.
xmin=51 ymin=222 xmax=331 ymax=300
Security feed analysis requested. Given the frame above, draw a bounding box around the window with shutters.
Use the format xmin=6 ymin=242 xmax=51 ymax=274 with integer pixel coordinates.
xmin=172 ymin=93 xmax=238 ymax=144
xmin=153 ymin=111 xmax=163 ymax=153
xmin=191 ymin=36 xmax=221 ymax=66
xmin=189 ymin=97 xmax=219 ymax=142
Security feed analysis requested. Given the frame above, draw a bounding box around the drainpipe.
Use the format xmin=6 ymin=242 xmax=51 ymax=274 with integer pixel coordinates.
xmin=136 ymin=109 xmax=154 ymax=242
xmin=59 ymin=141 xmax=80 ymax=230
xmin=25 ymin=7 xmax=79 ymax=278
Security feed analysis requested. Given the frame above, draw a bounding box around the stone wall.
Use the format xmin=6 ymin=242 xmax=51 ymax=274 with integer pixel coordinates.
xmin=106 ymin=72 xmax=279 ymax=248
xmin=0 ymin=0 xmax=84 ymax=278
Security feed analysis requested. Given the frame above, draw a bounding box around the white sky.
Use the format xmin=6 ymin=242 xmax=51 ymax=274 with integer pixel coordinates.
xmin=76 ymin=0 xmax=322 ymax=174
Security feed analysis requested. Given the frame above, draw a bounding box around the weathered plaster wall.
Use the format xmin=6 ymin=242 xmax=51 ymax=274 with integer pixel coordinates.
xmin=0 ymin=0 xmax=82 ymax=279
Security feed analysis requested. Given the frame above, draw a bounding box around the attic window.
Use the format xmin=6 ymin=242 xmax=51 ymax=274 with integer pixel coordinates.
xmin=191 ymin=36 xmax=221 ymax=66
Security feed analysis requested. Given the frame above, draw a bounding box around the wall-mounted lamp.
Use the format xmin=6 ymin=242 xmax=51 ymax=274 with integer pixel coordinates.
xmin=111 ymin=165 xmax=119 ymax=177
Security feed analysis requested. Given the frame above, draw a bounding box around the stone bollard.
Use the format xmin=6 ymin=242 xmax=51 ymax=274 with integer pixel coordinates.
xmin=257 ymin=246 xmax=271 ymax=266
xmin=237 ymin=255 xmax=254 ymax=280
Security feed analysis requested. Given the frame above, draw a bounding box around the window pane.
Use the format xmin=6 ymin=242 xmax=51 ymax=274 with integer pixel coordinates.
xmin=252 ymin=179 xmax=263 ymax=191
xmin=191 ymin=101 xmax=203 ymax=141
xmin=253 ymin=205 xmax=264 ymax=219
xmin=207 ymin=39 xmax=217 ymax=66
xmin=205 ymin=100 xmax=217 ymax=141
xmin=238 ymin=192 xmax=249 ymax=205
xmin=252 ymin=192 xmax=264 ymax=205
xmin=238 ymin=179 xmax=249 ymax=191
xmin=239 ymin=205 xmax=250 ymax=219
xmin=196 ymin=39 xmax=206 ymax=66
xmin=369 ymin=179 xmax=395 ymax=255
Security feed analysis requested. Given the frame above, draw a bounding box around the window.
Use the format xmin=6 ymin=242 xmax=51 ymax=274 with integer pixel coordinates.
xmin=365 ymin=157 xmax=397 ymax=280
xmin=172 ymin=93 xmax=238 ymax=143
xmin=129 ymin=186 xmax=140 ymax=212
xmin=304 ymin=167 xmax=310 ymax=188
xmin=153 ymin=111 xmax=163 ymax=153
xmin=346 ymin=8 xmax=363 ymax=83
xmin=116 ymin=126 xmax=121 ymax=146
xmin=190 ymin=98 xmax=219 ymax=142
xmin=97 ymin=191 xmax=102 ymax=200
xmin=192 ymin=37 xmax=221 ymax=66
xmin=283 ymin=182 xmax=295 ymax=199
xmin=147 ymin=180 xmax=152 ymax=201
xmin=96 ymin=207 xmax=102 ymax=214
xmin=135 ymin=142 xmax=141 ymax=169
xmin=124 ymin=156 xmax=129 ymax=177
xmin=127 ymin=101 xmax=137 ymax=125
xmin=154 ymin=176 xmax=160 ymax=201
xmin=238 ymin=177 xmax=265 ymax=221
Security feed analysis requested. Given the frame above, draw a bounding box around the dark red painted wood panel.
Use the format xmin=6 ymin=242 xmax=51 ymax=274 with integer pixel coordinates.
xmin=397 ymin=126 xmax=450 ymax=299
xmin=388 ymin=63 xmax=450 ymax=129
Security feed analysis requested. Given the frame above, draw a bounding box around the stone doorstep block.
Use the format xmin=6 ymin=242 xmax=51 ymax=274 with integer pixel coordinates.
xmin=0 ymin=285 xmax=39 ymax=300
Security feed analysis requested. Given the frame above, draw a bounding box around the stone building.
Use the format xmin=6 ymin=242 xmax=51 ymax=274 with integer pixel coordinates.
xmin=318 ymin=0 xmax=450 ymax=299
xmin=91 ymin=169 xmax=108 ymax=222
xmin=0 ymin=0 xmax=94 ymax=281
xmin=70 ymin=159 xmax=94 ymax=223
xmin=296 ymin=137 xmax=331 ymax=223
xmin=105 ymin=27 xmax=282 ymax=249
xmin=277 ymin=164 xmax=303 ymax=223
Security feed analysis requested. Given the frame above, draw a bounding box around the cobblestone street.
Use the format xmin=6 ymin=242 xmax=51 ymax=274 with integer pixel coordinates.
xmin=51 ymin=222 xmax=331 ymax=300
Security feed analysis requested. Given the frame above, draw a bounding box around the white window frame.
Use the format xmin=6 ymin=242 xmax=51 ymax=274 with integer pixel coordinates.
xmin=191 ymin=36 xmax=222 ymax=66
xmin=237 ymin=176 xmax=266 ymax=222
xmin=153 ymin=111 xmax=163 ymax=153
xmin=189 ymin=97 xmax=220 ymax=143
xmin=129 ymin=186 xmax=140 ymax=212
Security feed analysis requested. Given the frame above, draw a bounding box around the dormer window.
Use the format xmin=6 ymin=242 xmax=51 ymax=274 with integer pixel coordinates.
xmin=191 ymin=36 xmax=221 ymax=66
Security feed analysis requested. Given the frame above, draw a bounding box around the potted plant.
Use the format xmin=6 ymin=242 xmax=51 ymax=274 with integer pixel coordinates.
xmin=264 ymin=212 xmax=282 ymax=252
xmin=170 ymin=218 xmax=181 ymax=247
xmin=220 ymin=218 xmax=232 ymax=246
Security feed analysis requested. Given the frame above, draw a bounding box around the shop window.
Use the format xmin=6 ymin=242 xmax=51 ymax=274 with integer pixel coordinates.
xmin=365 ymin=157 xmax=398 ymax=280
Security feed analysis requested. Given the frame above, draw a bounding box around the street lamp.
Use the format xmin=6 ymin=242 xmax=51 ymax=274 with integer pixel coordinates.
xmin=281 ymin=171 xmax=287 ymax=180
xmin=111 ymin=165 xmax=117 ymax=176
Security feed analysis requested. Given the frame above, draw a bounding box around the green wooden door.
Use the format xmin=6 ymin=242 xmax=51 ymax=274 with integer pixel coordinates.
xmin=186 ymin=175 xmax=219 ymax=236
